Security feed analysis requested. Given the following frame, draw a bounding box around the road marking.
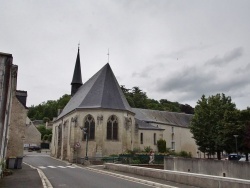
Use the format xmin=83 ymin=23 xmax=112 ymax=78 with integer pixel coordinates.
xmin=38 ymin=166 xmax=76 ymax=169
xmin=85 ymin=167 xmax=178 ymax=188
xmin=48 ymin=166 xmax=57 ymax=168
xmin=38 ymin=166 xmax=47 ymax=169
xmin=58 ymin=166 xmax=67 ymax=168
xmin=66 ymin=166 xmax=76 ymax=168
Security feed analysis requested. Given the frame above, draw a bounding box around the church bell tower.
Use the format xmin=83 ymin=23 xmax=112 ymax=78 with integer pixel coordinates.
xmin=71 ymin=47 xmax=83 ymax=96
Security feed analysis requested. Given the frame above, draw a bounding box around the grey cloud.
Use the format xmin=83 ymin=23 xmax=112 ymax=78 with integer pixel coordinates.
xmin=132 ymin=72 xmax=149 ymax=78
xmin=235 ymin=63 xmax=250 ymax=74
xmin=132 ymin=63 xmax=164 ymax=78
xmin=155 ymin=65 xmax=250 ymax=102
xmin=155 ymin=44 xmax=211 ymax=60
xmin=205 ymin=47 xmax=243 ymax=66
xmin=156 ymin=66 xmax=215 ymax=92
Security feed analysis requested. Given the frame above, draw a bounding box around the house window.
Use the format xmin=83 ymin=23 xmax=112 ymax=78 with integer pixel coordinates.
xmin=154 ymin=133 xmax=156 ymax=145
xmin=140 ymin=133 xmax=143 ymax=144
xmin=172 ymin=127 xmax=174 ymax=134
xmin=107 ymin=115 xmax=118 ymax=140
xmin=83 ymin=114 xmax=95 ymax=140
xmin=171 ymin=141 xmax=175 ymax=150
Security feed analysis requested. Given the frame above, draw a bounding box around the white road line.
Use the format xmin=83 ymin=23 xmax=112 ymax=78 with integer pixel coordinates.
xmin=48 ymin=166 xmax=57 ymax=168
xmin=38 ymin=166 xmax=47 ymax=169
xmin=66 ymin=166 xmax=76 ymax=168
xmin=85 ymin=167 xmax=178 ymax=188
xmin=58 ymin=166 xmax=67 ymax=168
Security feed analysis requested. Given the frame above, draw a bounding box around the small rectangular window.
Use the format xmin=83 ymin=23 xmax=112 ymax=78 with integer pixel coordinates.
xmin=172 ymin=127 xmax=174 ymax=133
xmin=171 ymin=141 xmax=175 ymax=150
xmin=154 ymin=133 xmax=156 ymax=145
xmin=140 ymin=133 xmax=143 ymax=144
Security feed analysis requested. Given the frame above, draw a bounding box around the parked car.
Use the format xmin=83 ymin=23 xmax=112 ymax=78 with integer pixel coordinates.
xmin=28 ymin=146 xmax=41 ymax=152
xmin=227 ymin=153 xmax=241 ymax=161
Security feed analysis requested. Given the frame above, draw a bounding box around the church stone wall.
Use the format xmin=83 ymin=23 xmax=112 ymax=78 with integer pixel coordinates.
xmin=51 ymin=109 xmax=136 ymax=161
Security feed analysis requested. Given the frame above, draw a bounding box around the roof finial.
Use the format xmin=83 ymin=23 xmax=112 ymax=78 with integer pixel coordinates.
xmin=107 ymin=48 xmax=109 ymax=63
xmin=78 ymin=41 xmax=80 ymax=50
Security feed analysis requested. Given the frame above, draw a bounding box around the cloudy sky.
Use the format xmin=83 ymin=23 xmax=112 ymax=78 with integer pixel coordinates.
xmin=1 ymin=0 xmax=250 ymax=109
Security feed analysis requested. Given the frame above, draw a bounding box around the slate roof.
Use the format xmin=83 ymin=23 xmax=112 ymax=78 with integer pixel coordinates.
xmin=58 ymin=63 xmax=133 ymax=119
xmin=71 ymin=48 xmax=82 ymax=85
xmin=135 ymin=118 xmax=164 ymax=130
xmin=132 ymin=108 xmax=193 ymax=128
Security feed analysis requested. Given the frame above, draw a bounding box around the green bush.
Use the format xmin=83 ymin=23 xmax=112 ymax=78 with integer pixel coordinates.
xmin=144 ymin=146 xmax=151 ymax=153
xmin=173 ymin=151 xmax=192 ymax=158
xmin=157 ymin=139 xmax=166 ymax=153
xmin=47 ymin=134 xmax=52 ymax=142
xmin=43 ymin=134 xmax=49 ymax=141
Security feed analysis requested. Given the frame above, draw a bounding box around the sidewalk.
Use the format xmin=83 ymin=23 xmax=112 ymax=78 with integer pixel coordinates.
xmin=0 ymin=163 xmax=43 ymax=188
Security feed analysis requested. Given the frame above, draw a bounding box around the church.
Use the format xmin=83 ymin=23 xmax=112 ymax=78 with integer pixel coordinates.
xmin=51 ymin=48 xmax=198 ymax=162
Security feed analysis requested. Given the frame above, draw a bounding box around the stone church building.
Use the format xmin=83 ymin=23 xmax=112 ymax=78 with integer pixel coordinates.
xmin=51 ymin=49 xmax=198 ymax=162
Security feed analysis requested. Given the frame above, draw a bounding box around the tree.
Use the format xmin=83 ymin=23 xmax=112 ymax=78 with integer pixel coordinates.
xmin=223 ymin=108 xmax=250 ymax=161
xmin=190 ymin=93 xmax=237 ymax=159
xmin=157 ymin=139 xmax=167 ymax=153
xmin=37 ymin=125 xmax=52 ymax=141
xmin=28 ymin=94 xmax=70 ymax=121
xmin=120 ymin=85 xmax=194 ymax=114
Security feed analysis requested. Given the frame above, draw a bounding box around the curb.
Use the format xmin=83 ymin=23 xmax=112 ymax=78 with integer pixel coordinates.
xmin=76 ymin=164 xmax=177 ymax=188
xmin=49 ymin=156 xmax=177 ymax=188
xmin=23 ymin=162 xmax=53 ymax=188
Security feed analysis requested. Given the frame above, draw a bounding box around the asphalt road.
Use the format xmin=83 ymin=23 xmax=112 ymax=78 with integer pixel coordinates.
xmin=23 ymin=152 xmax=157 ymax=188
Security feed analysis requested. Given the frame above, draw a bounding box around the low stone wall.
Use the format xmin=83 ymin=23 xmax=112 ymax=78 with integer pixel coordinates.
xmin=105 ymin=163 xmax=250 ymax=188
xmin=164 ymin=157 xmax=250 ymax=179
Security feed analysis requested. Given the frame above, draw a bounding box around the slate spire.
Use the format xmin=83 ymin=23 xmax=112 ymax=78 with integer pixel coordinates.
xmin=71 ymin=47 xmax=83 ymax=96
xmin=58 ymin=63 xmax=133 ymax=119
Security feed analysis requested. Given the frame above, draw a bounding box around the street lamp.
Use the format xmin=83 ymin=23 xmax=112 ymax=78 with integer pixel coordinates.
xmin=233 ymin=135 xmax=238 ymax=156
xmin=79 ymin=126 xmax=88 ymax=160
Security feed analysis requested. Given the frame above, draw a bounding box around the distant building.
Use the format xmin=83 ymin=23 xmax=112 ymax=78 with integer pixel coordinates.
xmin=24 ymin=117 xmax=41 ymax=148
xmin=51 ymin=48 xmax=198 ymax=162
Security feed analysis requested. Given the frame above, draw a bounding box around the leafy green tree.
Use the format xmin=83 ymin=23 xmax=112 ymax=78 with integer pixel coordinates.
xmin=43 ymin=135 xmax=49 ymax=141
xmin=131 ymin=87 xmax=148 ymax=108
xmin=120 ymin=85 xmax=194 ymax=114
xmin=37 ymin=125 xmax=52 ymax=141
xmin=43 ymin=117 xmax=50 ymax=123
xmin=48 ymin=134 xmax=52 ymax=142
xmin=37 ymin=125 xmax=47 ymax=140
xmin=190 ymin=93 xmax=237 ymax=159
xmin=28 ymin=94 xmax=70 ymax=121
xmin=223 ymin=108 xmax=250 ymax=161
xmin=157 ymin=139 xmax=166 ymax=153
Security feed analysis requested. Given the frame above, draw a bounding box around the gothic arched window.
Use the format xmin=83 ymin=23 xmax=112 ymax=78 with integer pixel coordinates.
xmin=83 ymin=115 xmax=95 ymax=140
xmin=107 ymin=115 xmax=118 ymax=140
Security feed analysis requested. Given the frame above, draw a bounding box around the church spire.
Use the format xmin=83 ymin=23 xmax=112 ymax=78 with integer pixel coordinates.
xmin=71 ymin=46 xmax=83 ymax=96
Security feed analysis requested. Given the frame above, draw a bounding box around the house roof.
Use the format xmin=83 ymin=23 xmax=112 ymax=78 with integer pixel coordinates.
xmin=16 ymin=90 xmax=28 ymax=109
xmin=135 ymin=118 xmax=164 ymax=130
xmin=58 ymin=63 xmax=133 ymax=119
xmin=132 ymin=108 xmax=193 ymax=128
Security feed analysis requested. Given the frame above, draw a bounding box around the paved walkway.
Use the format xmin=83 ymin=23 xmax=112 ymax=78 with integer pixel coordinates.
xmin=0 ymin=163 xmax=43 ymax=188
